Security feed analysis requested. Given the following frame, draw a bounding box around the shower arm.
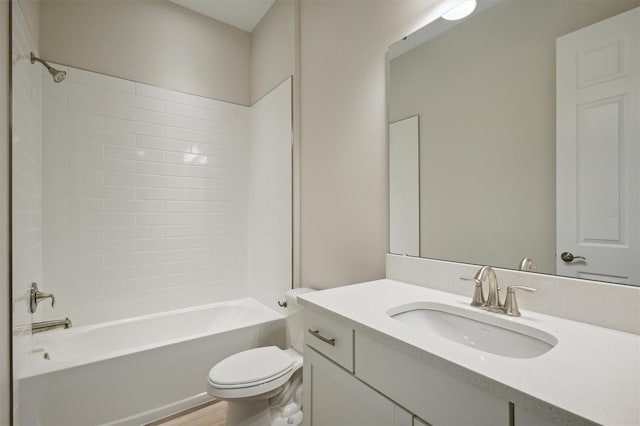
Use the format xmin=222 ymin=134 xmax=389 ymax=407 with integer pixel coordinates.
xmin=30 ymin=52 xmax=67 ymax=82
xmin=30 ymin=52 xmax=53 ymax=71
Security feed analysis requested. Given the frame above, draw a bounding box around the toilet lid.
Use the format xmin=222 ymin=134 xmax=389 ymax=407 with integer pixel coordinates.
xmin=209 ymin=346 xmax=294 ymax=386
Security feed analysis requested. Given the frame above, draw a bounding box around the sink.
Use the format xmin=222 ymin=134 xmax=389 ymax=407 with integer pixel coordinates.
xmin=388 ymin=303 xmax=557 ymax=359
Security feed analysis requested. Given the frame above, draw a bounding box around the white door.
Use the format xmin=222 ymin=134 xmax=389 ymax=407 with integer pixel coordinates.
xmin=556 ymin=7 xmax=640 ymax=284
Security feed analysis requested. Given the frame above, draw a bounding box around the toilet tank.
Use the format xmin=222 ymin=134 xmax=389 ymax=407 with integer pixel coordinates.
xmin=285 ymin=288 xmax=315 ymax=353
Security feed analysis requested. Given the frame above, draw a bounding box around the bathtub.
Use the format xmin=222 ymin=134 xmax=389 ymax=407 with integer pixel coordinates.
xmin=18 ymin=298 xmax=286 ymax=426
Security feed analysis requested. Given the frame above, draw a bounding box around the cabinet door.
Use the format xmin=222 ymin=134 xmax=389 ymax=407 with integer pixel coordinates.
xmin=514 ymin=405 xmax=559 ymax=426
xmin=355 ymin=332 xmax=510 ymax=426
xmin=304 ymin=345 xmax=412 ymax=426
xmin=413 ymin=417 xmax=432 ymax=426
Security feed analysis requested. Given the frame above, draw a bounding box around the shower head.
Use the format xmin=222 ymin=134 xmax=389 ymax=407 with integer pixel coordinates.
xmin=30 ymin=52 xmax=67 ymax=83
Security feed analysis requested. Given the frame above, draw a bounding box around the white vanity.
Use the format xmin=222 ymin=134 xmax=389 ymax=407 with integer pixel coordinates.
xmin=299 ymin=279 xmax=640 ymax=426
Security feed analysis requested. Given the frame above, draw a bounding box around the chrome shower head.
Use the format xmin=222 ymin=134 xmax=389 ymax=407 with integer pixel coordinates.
xmin=51 ymin=68 xmax=67 ymax=83
xmin=30 ymin=52 xmax=67 ymax=83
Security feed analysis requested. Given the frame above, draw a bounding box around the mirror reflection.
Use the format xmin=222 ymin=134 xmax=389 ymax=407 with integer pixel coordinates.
xmin=388 ymin=0 xmax=640 ymax=286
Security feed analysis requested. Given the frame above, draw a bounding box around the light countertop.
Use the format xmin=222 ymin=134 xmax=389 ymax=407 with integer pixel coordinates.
xmin=298 ymin=279 xmax=640 ymax=426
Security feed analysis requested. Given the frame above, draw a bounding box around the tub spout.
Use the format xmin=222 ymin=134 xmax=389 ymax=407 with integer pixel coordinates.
xmin=32 ymin=317 xmax=72 ymax=334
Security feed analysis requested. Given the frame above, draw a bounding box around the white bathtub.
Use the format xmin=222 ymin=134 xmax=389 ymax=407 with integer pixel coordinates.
xmin=18 ymin=298 xmax=286 ymax=426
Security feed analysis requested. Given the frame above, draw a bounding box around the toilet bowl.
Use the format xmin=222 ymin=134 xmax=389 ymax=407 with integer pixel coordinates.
xmin=206 ymin=289 xmax=314 ymax=426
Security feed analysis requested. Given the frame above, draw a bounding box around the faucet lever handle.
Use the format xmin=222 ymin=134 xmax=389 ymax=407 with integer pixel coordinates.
xmin=29 ymin=282 xmax=56 ymax=314
xmin=459 ymin=276 xmax=485 ymax=307
xmin=37 ymin=291 xmax=55 ymax=308
xmin=503 ymin=285 xmax=536 ymax=317
xmin=507 ymin=285 xmax=536 ymax=293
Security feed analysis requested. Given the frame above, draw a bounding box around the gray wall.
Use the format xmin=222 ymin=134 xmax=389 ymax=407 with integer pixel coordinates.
xmin=299 ymin=0 xmax=445 ymax=289
xmin=0 ymin=1 xmax=9 ymax=424
xmin=250 ymin=0 xmax=296 ymax=103
xmin=40 ymin=0 xmax=251 ymax=105
xmin=17 ymin=0 xmax=36 ymax=43
xmin=390 ymin=0 xmax=640 ymax=274
xmin=1 ymin=0 xmax=39 ymax=422
xmin=250 ymin=0 xmax=301 ymax=286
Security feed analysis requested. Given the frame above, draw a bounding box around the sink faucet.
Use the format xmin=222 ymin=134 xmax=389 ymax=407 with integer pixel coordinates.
xmin=461 ymin=265 xmax=536 ymax=317
xmin=475 ymin=266 xmax=502 ymax=311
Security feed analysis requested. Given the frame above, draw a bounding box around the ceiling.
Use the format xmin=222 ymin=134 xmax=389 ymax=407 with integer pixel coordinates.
xmin=169 ymin=0 xmax=276 ymax=32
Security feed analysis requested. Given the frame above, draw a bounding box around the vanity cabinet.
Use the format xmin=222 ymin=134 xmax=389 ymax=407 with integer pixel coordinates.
xmin=513 ymin=406 xmax=559 ymax=426
xmin=304 ymin=308 xmax=354 ymax=372
xmin=298 ymin=280 xmax=632 ymax=426
xmin=302 ymin=308 xmax=511 ymax=426
xmin=412 ymin=418 xmax=430 ymax=426
xmin=355 ymin=332 xmax=510 ymax=426
xmin=304 ymin=345 xmax=413 ymax=426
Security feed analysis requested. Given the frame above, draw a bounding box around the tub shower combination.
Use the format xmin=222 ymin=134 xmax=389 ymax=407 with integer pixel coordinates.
xmin=19 ymin=299 xmax=286 ymax=425
xmin=13 ymin=46 xmax=293 ymax=425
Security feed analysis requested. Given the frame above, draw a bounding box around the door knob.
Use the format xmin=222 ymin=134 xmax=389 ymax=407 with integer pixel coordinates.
xmin=560 ymin=252 xmax=586 ymax=262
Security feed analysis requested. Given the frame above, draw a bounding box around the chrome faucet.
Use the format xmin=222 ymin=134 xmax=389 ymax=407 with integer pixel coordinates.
xmin=503 ymin=286 xmax=536 ymax=317
xmin=475 ymin=265 xmax=501 ymax=311
xmin=461 ymin=265 xmax=501 ymax=311
xmin=461 ymin=266 xmax=536 ymax=317
xmin=32 ymin=318 xmax=72 ymax=334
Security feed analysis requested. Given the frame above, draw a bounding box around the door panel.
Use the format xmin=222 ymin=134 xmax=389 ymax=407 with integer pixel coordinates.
xmin=556 ymin=7 xmax=640 ymax=284
xmin=389 ymin=116 xmax=420 ymax=257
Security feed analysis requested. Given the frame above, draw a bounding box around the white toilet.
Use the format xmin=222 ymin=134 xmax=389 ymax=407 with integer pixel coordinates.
xmin=207 ymin=288 xmax=315 ymax=426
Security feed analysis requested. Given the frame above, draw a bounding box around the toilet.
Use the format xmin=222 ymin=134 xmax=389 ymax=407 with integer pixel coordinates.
xmin=207 ymin=288 xmax=315 ymax=426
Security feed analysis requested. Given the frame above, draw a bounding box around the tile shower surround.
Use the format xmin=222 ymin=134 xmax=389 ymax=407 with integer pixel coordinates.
xmin=41 ymin=66 xmax=292 ymax=326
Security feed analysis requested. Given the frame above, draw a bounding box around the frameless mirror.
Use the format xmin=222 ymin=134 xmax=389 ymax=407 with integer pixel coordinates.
xmin=388 ymin=0 xmax=640 ymax=286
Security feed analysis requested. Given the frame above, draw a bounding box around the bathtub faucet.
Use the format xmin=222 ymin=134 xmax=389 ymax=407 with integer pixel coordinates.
xmin=29 ymin=282 xmax=55 ymax=313
xmin=32 ymin=317 xmax=72 ymax=334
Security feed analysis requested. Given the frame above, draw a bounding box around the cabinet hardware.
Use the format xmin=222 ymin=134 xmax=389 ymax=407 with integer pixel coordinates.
xmin=309 ymin=328 xmax=336 ymax=346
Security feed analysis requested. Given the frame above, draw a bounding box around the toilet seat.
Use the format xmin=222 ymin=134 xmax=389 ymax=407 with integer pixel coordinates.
xmin=207 ymin=347 xmax=303 ymax=400
xmin=209 ymin=346 xmax=294 ymax=388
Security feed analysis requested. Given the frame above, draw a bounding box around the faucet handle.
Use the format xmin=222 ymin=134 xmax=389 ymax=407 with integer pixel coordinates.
xmin=503 ymin=285 xmax=536 ymax=317
xmin=508 ymin=285 xmax=536 ymax=292
xmin=29 ymin=282 xmax=55 ymax=314
xmin=459 ymin=276 xmax=485 ymax=307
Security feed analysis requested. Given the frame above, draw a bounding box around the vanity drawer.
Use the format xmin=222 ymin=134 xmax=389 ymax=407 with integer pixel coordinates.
xmin=355 ymin=331 xmax=509 ymax=426
xmin=305 ymin=309 xmax=354 ymax=371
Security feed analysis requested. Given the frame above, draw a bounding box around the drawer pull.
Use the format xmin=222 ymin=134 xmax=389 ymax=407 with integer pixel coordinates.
xmin=308 ymin=328 xmax=336 ymax=346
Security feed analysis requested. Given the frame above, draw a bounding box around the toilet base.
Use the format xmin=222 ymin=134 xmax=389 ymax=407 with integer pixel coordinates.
xmin=223 ymin=370 xmax=303 ymax=426
xmin=226 ymin=399 xmax=272 ymax=426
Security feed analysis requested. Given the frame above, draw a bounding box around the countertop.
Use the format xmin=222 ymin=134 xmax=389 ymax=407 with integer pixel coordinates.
xmin=298 ymin=279 xmax=640 ymax=426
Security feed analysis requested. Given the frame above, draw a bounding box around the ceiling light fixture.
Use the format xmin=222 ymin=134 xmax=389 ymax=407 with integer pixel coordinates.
xmin=441 ymin=0 xmax=477 ymax=21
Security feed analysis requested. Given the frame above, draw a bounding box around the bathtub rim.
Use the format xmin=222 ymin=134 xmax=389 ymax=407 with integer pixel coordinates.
xmin=21 ymin=297 xmax=285 ymax=379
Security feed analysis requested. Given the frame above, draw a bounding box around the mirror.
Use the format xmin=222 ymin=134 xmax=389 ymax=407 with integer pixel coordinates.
xmin=388 ymin=0 xmax=640 ymax=286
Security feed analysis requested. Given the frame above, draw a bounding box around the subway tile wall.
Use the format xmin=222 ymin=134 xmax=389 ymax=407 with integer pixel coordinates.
xmin=12 ymin=1 xmax=41 ymax=420
xmin=248 ymin=79 xmax=293 ymax=307
xmin=41 ymin=65 xmax=291 ymax=326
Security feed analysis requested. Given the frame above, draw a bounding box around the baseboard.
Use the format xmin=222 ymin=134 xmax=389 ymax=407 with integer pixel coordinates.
xmin=103 ymin=392 xmax=216 ymax=426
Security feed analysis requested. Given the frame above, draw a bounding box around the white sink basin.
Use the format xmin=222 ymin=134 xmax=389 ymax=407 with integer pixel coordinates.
xmin=389 ymin=303 xmax=557 ymax=359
